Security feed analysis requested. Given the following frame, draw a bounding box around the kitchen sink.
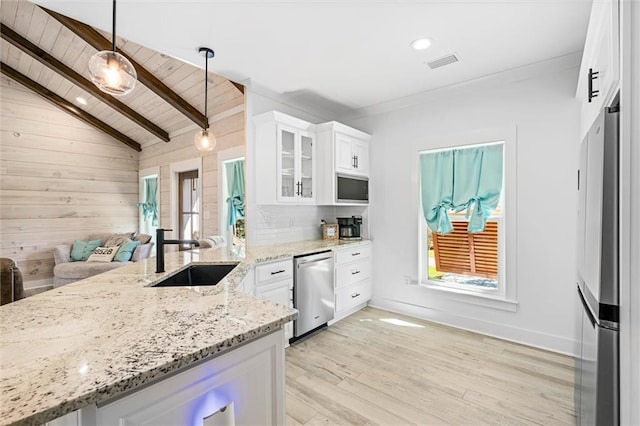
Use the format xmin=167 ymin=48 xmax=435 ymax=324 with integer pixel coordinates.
xmin=152 ymin=264 xmax=238 ymax=287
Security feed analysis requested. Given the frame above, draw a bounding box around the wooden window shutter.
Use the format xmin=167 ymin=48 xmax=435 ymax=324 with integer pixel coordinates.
xmin=432 ymin=221 xmax=498 ymax=279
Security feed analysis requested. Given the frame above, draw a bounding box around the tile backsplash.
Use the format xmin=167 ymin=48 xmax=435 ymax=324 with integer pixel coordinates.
xmin=251 ymin=205 xmax=368 ymax=246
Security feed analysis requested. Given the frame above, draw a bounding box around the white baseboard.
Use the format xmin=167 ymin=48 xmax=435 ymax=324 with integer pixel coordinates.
xmin=369 ymin=297 xmax=578 ymax=357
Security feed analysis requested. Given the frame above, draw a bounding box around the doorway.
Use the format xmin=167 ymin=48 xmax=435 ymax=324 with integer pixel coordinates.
xmin=169 ymin=157 xmax=203 ymax=252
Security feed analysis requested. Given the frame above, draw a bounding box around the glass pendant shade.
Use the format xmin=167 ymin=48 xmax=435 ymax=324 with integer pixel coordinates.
xmin=88 ymin=50 xmax=137 ymax=96
xmin=194 ymin=129 xmax=216 ymax=152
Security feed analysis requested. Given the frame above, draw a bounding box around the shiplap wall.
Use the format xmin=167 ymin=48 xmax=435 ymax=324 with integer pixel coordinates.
xmin=0 ymin=75 xmax=140 ymax=288
xmin=138 ymin=100 xmax=245 ymax=240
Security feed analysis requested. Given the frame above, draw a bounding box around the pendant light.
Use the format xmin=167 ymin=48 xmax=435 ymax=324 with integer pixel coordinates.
xmin=194 ymin=47 xmax=216 ymax=152
xmin=88 ymin=0 xmax=137 ymax=96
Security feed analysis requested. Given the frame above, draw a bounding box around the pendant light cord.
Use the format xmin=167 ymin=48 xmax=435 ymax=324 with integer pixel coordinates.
xmin=204 ymin=53 xmax=208 ymax=131
xmin=112 ymin=0 xmax=117 ymax=52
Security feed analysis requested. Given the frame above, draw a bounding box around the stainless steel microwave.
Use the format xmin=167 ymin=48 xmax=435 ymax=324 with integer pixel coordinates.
xmin=336 ymin=174 xmax=369 ymax=204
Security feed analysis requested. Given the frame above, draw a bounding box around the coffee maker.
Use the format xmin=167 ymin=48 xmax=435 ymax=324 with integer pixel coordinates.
xmin=336 ymin=216 xmax=363 ymax=240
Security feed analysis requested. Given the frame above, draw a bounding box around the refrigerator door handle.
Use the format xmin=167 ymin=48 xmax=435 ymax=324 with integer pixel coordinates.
xmin=578 ymin=285 xmax=597 ymax=328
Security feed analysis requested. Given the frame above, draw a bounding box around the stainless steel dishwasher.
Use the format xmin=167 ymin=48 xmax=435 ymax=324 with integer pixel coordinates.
xmin=294 ymin=251 xmax=334 ymax=338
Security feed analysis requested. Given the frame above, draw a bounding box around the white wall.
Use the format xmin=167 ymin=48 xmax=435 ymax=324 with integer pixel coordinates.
xmin=348 ymin=56 xmax=582 ymax=355
xmin=246 ymin=90 xmax=369 ymax=245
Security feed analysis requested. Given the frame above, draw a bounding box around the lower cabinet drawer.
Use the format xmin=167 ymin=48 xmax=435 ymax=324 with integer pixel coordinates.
xmin=335 ymin=259 xmax=371 ymax=290
xmin=335 ymin=280 xmax=371 ymax=313
xmin=255 ymin=259 xmax=293 ymax=284
xmin=335 ymin=244 xmax=371 ymax=265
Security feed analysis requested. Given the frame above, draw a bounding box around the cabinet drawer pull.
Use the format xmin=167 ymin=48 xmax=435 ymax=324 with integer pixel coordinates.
xmin=351 ymin=293 xmax=361 ymax=298
xmin=351 ymin=270 xmax=361 ymax=275
xmin=351 ymin=252 xmax=360 ymax=256
xmin=270 ymin=269 xmax=286 ymax=275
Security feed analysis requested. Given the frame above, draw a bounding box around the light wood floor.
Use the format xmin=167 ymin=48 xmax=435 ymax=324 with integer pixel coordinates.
xmin=285 ymin=307 xmax=575 ymax=425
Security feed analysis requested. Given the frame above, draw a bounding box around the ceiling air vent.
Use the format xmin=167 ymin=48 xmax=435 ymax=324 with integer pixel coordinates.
xmin=426 ymin=54 xmax=459 ymax=69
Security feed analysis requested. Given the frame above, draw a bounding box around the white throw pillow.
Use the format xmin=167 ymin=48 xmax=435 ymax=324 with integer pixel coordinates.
xmin=86 ymin=246 xmax=119 ymax=262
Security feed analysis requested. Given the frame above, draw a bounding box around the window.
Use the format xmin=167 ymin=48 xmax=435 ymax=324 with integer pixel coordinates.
xmin=222 ymin=158 xmax=246 ymax=246
xmin=427 ymin=201 xmax=502 ymax=290
xmin=418 ymin=133 xmax=515 ymax=306
xmin=139 ymin=167 xmax=160 ymax=255
xmin=178 ymin=170 xmax=199 ymax=250
xmin=218 ymin=146 xmax=246 ymax=249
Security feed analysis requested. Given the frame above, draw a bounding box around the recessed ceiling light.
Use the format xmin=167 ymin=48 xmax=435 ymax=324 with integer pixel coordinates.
xmin=75 ymin=97 xmax=87 ymax=106
xmin=410 ymin=38 xmax=432 ymax=51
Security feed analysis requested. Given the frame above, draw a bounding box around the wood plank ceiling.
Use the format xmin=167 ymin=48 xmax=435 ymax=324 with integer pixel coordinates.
xmin=0 ymin=0 xmax=244 ymax=151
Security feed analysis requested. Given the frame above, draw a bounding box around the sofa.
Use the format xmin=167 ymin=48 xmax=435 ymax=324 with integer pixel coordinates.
xmin=53 ymin=232 xmax=154 ymax=288
xmin=0 ymin=258 xmax=25 ymax=305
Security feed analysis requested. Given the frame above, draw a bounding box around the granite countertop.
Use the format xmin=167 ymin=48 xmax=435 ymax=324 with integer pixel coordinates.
xmin=0 ymin=238 xmax=370 ymax=426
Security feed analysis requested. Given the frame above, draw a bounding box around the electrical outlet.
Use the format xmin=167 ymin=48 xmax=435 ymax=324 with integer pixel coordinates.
xmin=404 ymin=275 xmax=413 ymax=285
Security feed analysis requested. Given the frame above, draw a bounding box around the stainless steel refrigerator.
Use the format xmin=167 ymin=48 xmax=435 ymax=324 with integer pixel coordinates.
xmin=575 ymin=96 xmax=620 ymax=425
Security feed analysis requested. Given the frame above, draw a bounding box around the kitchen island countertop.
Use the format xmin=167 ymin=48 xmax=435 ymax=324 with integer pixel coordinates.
xmin=0 ymin=238 xmax=370 ymax=425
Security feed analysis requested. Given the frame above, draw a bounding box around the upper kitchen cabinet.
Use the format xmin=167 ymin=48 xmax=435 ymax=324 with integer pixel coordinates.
xmin=316 ymin=122 xmax=372 ymax=205
xmin=576 ymin=0 xmax=620 ymax=137
xmin=318 ymin=122 xmax=371 ymax=177
xmin=254 ymin=111 xmax=316 ymax=205
xmin=335 ymin=132 xmax=370 ymax=176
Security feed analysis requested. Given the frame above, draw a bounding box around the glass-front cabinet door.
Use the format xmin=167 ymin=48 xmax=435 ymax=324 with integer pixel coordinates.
xmin=277 ymin=125 xmax=297 ymax=201
xmin=299 ymin=131 xmax=314 ymax=200
xmin=276 ymin=125 xmax=315 ymax=203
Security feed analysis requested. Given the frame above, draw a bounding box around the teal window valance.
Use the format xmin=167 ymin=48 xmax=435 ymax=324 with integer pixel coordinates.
xmin=420 ymin=144 xmax=503 ymax=235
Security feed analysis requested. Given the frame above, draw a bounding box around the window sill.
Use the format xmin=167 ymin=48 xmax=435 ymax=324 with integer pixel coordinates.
xmin=419 ymin=282 xmax=518 ymax=312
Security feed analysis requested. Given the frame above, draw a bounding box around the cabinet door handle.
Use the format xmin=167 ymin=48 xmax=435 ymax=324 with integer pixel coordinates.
xmin=352 ymin=270 xmax=361 ymax=275
xmin=352 ymin=155 xmax=357 ymax=168
xmin=270 ymin=269 xmax=286 ymax=275
xmin=300 ymin=181 xmax=303 ymax=196
xmin=295 ymin=181 xmax=301 ymax=196
xmin=588 ymin=68 xmax=599 ymax=103
xmin=351 ymin=252 xmax=360 ymax=256
xmin=351 ymin=293 xmax=361 ymax=298
xmin=355 ymin=155 xmax=359 ymax=169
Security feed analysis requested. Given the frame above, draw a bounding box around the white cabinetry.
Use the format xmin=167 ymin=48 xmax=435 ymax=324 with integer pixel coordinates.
xmin=576 ymin=0 xmax=620 ymax=137
xmin=254 ymin=258 xmax=294 ymax=344
xmin=335 ymin=132 xmax=370 ymax=176
xmin=254 ymin=111 xmax=316 ymax=205
xmin=45 ymin=408 xmax=95 ymax=426
xmin=332 ymin=243 xmax=372 ymax=322
xmin=97 ymin=330 xmax=285 ymax=426
xmin=316 ymin=122 xmax=371 ymax=205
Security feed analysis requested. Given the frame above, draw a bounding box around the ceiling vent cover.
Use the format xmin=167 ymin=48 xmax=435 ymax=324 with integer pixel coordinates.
xmin=426 ymin=54 xmax=459 ymax=69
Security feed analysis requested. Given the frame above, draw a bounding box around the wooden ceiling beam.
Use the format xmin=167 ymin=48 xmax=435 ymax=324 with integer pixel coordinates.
xmin=0 ymin=23 xmax=170 ymax=142
xmin=42 ymin=7 xmax=209 ymax=129
xmin=1 ymin=62 xmax=141 ymax=152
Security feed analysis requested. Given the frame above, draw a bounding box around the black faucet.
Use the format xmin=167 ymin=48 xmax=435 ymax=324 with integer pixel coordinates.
xmin=155 ymin=228 xmax=200 ymax=273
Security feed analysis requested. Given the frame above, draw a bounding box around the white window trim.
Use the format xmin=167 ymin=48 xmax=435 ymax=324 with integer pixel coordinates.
xmin=169 ymin=157 xmax=203 ymax=243
xmin=417 ymin=126 xmax=518 ymax=310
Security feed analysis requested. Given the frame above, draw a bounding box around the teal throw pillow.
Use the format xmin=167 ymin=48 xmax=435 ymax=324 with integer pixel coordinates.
xmin=114 ymin=239 xmax=141 ymax=262
xmin=70 ymin=239 xmax=103 ymax=262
